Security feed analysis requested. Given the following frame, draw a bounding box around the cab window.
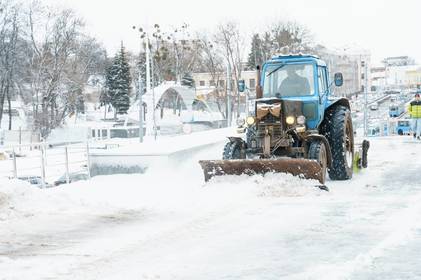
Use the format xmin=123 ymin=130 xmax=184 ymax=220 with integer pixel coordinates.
xmin=318 ymin=67 xmax=327 ymax=95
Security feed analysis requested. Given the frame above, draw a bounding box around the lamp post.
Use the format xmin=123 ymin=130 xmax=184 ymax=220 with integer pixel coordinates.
xmin=362 ymin=59 xmax=368 ymax=137
xmin=133 ymin=25 xmax=158 ymax=141
xmin=137 ymin=68 xmax=144 ymax=143
xmin=226 ymin=62 xmax=232 ymax=127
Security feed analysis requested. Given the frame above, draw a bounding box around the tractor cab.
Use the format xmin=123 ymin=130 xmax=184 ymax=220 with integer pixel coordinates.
xmin=258 ymin=55 xmax=343 ymax=129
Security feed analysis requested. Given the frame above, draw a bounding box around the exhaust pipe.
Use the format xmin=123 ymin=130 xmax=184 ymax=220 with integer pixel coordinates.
xmin=256 ymin=65 xmax=263 ymax=99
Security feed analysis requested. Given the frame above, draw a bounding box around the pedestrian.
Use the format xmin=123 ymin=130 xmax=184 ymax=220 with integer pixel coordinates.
xmin=408 ymin=93 xmax=421 ymax=139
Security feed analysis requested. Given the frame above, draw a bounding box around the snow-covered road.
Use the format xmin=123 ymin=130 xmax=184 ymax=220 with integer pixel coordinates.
xmin=1 ymin=136 xmax=421 ymax=279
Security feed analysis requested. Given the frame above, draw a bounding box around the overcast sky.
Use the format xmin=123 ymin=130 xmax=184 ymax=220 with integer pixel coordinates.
xmin=42 ymin=0 xmax=421 ymax=65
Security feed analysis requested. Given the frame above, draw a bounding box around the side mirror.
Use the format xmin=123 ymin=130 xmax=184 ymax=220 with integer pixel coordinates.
xmin=238 ymin=80 xmax=245 ymax=92
xmin=334 ymin=73 xmax=343 ymax=87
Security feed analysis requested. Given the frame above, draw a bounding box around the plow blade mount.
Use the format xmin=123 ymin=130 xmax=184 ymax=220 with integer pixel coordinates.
xmin=199 ymin=158 xmax=324 ymax=184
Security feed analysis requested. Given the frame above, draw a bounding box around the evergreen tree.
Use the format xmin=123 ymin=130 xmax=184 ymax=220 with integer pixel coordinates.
xmin=105 ymin=43 xmax=132 ymax=117
xmin=181 ymin=73 xmax=195 ymax=88
xmin=247 ymin=33 xmax=273 ymax=69
xmin=247 ymin=34 xmax=264 ymax=70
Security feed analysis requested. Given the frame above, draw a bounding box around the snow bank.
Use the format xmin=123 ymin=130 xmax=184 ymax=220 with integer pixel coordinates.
xmin=0 ymin=178 xmax=131 ymax=221
xmin=0 ymin=160 xmax=324 ymax=223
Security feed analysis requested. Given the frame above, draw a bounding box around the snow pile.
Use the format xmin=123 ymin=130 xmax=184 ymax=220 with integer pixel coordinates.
xmin=0 ymin=179 xmax=40 ymax=220
xmin=0 ymin=178 xmax=126 ymax=221
xmin=206 ymin=172 xmax=325 ymax=198
xmin=0 ymin=164 xmax=323 ymax=223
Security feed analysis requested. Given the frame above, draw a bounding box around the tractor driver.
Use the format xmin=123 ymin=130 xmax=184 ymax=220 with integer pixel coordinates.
xmin=278 ymin=66 xmax=310 ymax=96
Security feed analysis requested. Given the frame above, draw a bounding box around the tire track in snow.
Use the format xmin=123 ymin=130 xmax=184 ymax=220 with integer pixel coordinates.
xmin=54 ymin=198 xmax=254 ymax=279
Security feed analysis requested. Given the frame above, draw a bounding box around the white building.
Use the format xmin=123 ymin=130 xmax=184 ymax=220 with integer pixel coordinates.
xmin=385 ymin=65 xmax=419 ymax=87
xmin=316 ymin=46 xmax=372 ymax=96
xmin=192 ymin=70 xmax=258 ymax=97
xmin=370 ymin=66 xmax=386 ymax=91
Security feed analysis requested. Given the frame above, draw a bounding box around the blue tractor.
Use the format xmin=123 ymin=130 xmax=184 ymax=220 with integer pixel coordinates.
xmin=200 ymin=55 xmax=369 ymax=185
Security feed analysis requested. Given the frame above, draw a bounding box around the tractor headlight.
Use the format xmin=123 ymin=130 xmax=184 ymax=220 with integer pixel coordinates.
xmin=286 ymin=116 xmax=295 ymax=125
xmin=246 ymin=116 xmax=256 ymax=126
xmin=297 ymin=115 xmax=306 ymax=125
xmin=236 ymin=118 xmax=245 ymax=126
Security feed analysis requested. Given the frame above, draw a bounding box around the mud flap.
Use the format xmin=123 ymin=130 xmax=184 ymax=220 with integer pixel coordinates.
xmin=199 ymin=158 xmax=325 ymax=184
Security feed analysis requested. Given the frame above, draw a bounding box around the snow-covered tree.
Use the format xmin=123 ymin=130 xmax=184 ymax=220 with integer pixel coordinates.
xmin=247 ymin=33 xmax=272 ymax=69
xmin=106 ymin=44 xmax=132 ymax=117
xmin=20 ymin=2 xmax=108 ymax=137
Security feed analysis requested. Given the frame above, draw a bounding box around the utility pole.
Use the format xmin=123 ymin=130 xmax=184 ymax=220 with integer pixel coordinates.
xmin=138 ymin=68 xmax=144 ymax=143
xmin=136 ymin=24 xmax=157 ymax=141
xmin=151 ymin=44 xmax=157 ymax=140
xmin=226 ymin=62 xmax=232 ymax=127
xmin=145 ymin=37 xmax=151 ymax=93
xmin=362 ymin=60 xmax=368 ymax=137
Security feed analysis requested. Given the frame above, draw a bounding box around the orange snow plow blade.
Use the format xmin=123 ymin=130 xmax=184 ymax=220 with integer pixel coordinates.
xmin=199 ymin=158 xmax=324 ymax=184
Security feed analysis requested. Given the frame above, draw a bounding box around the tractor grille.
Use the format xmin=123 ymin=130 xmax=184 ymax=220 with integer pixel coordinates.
xmin=257 ymin=112 xmax=283 ymax=136
xmin=256 ymin=123 xmax=283 ymax=137
xmin=259 ymin=113 xmax=280 ymax=124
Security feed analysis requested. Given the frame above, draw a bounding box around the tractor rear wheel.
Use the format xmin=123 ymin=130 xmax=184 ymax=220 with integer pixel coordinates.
xmin=308 ymin=140 xmax=327 ymax=184
xmin=222 ymin=140 xmax=245 ymax=160
xmin=325 ymin=106 xmax=354 ymax=180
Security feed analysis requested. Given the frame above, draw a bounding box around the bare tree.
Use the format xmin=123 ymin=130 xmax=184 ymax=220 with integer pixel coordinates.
xmin=23 ymin=2 xmax=105 ymax=137
xmin=215 ymin=22 xmax=244 ymax=119
xmin=197 ymin=35 xmax=226 ymax=117
xmin=0 ymin=1 xmax=21 ymax=129
xmin=270 ymin=21 xmax=312 ymax=54
xmin=247 ymin=21 xmax=313 ymax=71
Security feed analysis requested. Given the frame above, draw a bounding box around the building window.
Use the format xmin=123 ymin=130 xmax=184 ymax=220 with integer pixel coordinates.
xmin=218 ymin=80 xmax=225 ymax=88
xmin=199 ymin=80 xmax=205 ymax=86
xmin=210 ymin=80 xmax=215 ymax=87
xmin=249 ymin=78 xmax=256 ymax=89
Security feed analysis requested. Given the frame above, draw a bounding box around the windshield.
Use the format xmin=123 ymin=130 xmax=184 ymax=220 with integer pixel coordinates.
xmin=263 ymin=63 xmax=315 ymax=98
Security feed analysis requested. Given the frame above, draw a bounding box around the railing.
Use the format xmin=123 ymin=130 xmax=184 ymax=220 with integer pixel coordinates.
xmin=0 ymin=142 xmax=91 ymax=188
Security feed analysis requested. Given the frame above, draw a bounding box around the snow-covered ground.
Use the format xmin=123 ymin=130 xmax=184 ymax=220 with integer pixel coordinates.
xmin=1 ymin=136 xmax=421 ymax=279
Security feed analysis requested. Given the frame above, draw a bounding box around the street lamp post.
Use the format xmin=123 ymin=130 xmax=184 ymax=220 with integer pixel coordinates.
xmin=138 ymin=69 xmax=144 ymax=143
xmin=226 ymin=62 xmax=232 ymax=127
xmin=134 ymin=25 xmax=158 ymax=141
xmin=362 ymin=60 xmax=368 ymax=137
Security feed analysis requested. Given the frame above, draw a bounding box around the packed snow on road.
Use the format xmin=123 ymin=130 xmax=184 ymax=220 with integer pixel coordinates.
xmin=1 ymin=135 xmax=421 ymax=280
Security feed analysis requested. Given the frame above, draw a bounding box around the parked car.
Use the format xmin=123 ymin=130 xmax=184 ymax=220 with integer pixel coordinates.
xmin=370 ymin=102 xmax=379 ymax=111
xmin=16 ymin=176 xmax=52 ymax=188
xmin=396 ymin=119 xmax=412 ymax=135
xmin=54 ymin=171 xmax=89 ymax=186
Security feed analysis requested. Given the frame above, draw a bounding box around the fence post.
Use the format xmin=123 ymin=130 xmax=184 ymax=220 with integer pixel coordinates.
xmin=86 ymin=142 xmax=91 ymax=179
xmin=12 ymin=147 xmax=17 ymax=179
xmin=40 ymin=144 xmax=46 ymax=188
xmin=65 ymin=146 xmax=70 ymax=184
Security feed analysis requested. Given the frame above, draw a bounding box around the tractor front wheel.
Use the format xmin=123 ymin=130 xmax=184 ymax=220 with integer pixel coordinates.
xmin=222 ymin=140 xmax=246 ymax=160
xmin=326 ymin=106 xmax=354 ymax=180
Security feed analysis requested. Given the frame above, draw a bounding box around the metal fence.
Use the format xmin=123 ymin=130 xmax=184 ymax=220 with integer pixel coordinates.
xmin=0 ymin=142 xmax=90 ymax=187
